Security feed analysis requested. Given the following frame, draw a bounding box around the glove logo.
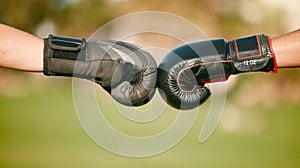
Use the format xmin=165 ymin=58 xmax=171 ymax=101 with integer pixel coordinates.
xmin=244 ymin=60 xmax=257 ymax=66
xmin=72 ymin=11 xmax=227 ymax=157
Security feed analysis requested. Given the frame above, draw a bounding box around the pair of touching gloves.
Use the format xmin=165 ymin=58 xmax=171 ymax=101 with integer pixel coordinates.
xmin=44 ymin=34 xmax=277 ymax=110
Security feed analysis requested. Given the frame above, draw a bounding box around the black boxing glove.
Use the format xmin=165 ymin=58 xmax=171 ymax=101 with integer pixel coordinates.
xmin=44 ymin=35 xmax=157 ymax=106
xmin=157 ymin=34 xmax=277 ymax=110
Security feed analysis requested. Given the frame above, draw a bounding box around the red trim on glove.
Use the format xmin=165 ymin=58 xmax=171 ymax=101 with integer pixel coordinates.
xmin=189 ymin=60 xmax=233 ymax=84
xmin=189 ymin=60 xmax=233 ymax=67
xmin=234 ymin=35 xmax=262 ymax=60
xmin=200 ymin=75 xmax=230 ymax=83
xmin=267 ymin=36 xmax=278 ymax=74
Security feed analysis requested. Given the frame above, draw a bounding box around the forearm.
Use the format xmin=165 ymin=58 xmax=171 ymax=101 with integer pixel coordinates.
xmin=0 ymin=23 xmax=43 ymax=72
xmin=272 ymin=29 xmax=300 ymax=68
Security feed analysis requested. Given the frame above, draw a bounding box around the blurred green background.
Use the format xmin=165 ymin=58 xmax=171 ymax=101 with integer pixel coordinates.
xmin=0 ymin=0 xmax=300 ymax=167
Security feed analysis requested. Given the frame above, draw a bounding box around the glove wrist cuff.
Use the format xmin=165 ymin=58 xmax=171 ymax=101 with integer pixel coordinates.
xmin=228 ymin=34 xmax=278 ymax=74
xmin=266 ymin=35 xmax=278 ymax=74
xmin=43 ymin=34 xmax=86 ymax=76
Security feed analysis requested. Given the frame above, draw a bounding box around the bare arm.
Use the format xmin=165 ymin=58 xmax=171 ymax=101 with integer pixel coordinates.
xmin=0 ymin=23 xmax=43 ymax=72
xmin=272 ymin=29 xmax=300 ymax=68
xmin=0 ymin=23 xmax=299 ymax=72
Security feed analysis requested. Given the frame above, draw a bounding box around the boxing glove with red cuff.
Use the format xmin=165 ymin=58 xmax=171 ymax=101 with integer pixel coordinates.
xmin=157 ymin=34 xmax=277 ymax=110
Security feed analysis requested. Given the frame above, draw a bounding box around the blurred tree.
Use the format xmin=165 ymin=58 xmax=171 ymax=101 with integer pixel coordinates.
xmin=0 ymin=0 xmax=114 ymax=37
xmin=49 ymin=0 xmax=114 ymax=37
xmin=0 ymin=0 xmax=49 ymax=33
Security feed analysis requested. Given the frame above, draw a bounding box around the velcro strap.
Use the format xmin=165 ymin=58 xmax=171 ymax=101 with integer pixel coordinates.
xmin=230 ymin=35 xmax=262 ymax=61
xmin=46 ymin=34 xmax=86 ymax=60
xmin=228 ymin=34 xmax=275 ymax=72
xmin=234 ymin=35 xmax=262 ymax=60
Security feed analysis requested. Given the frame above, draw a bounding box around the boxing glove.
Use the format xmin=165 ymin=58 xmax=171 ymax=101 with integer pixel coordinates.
xmin=44 ymin=35 xmax=157 ymax=106
xmin=157 ymin=34 xmax=277 ymax=110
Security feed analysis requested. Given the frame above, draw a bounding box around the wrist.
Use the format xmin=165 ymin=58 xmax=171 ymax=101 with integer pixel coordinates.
xmin=228 ymin=34 xmax=278 ymax=74
xmin=43 ymin=34 xmax=86 ymax=76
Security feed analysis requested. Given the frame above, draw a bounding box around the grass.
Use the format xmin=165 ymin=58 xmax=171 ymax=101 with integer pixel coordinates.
xmin=0 ymin=80 xmax=299 ymax=168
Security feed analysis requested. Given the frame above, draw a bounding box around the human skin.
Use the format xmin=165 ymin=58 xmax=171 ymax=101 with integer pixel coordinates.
xmin=0 ymin=23 xmax=43 ymax=72
xmin=0 ymin=23 xmax=299 ymax=72
xmin=272 ymin=29 xmax=300 ymax=68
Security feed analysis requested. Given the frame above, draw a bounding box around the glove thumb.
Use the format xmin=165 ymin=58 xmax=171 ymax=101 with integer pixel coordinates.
xmin=157 ymin=61 xmax=211 ymax=110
